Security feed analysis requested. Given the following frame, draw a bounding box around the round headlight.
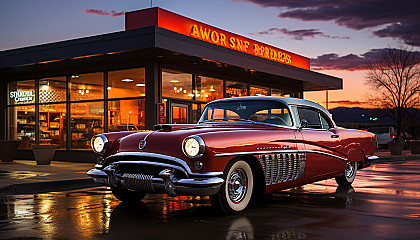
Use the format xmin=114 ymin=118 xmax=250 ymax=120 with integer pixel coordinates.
xmin=182 ymin=136 xmax=205 ymax=158
xmin=91 ymin=134 xmax=108 ymax=154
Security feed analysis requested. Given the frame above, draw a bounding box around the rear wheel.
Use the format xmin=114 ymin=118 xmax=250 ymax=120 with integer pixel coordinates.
xmin=210 ymin=159 xmax=253 ymax=214
xmin=111 ymin=187 xmax=147 ymax=202
xmin=335 ymin=162 xmax=357 ymax=187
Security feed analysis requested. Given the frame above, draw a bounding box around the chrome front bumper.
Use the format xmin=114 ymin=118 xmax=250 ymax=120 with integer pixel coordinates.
xmin=87 ymin=164 xmax=224 ymax=197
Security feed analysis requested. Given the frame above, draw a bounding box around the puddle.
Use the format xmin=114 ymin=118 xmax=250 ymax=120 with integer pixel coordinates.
xmin=0 ymin=171 xmax=49 ymax=179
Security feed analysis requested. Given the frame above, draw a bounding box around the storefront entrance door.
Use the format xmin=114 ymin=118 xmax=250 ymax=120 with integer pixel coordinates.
xmin=171 ymin=103 xmax=189 ymax=124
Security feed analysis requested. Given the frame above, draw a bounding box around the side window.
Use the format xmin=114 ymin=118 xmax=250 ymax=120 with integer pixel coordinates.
xmin=320 ymin=114 xmax=332 ymax=130
xmin=297 ymin=108 xmax=321 ymax=129
xmin=250 ymin=108 xmax=292 ymax=126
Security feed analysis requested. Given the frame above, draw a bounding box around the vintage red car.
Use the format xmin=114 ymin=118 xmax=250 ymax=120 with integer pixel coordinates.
xmin=87 ymin=96 xmax=378 ymax=214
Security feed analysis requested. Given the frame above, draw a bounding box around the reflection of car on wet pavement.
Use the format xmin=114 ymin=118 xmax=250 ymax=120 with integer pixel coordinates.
xmin=87 ymin=96 xmax=378 ymax=214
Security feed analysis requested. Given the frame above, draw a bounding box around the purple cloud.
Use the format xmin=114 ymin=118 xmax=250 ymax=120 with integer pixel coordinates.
xmin=311 ymin=48 xmax=420 ymax=71
xmin=249 ymin=27 xmax=349 ymax=40
xmin=85 ymin=9 xmax=125 ymax=17
xmin=237 ymin=0 xmax=420 ymax=46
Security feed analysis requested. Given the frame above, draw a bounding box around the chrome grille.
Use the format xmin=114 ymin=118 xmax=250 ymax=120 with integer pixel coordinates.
xmin=259 ymin=153 xmax=306 ymax=185
xmin=122 ymin=173 xmax=155 ymax=192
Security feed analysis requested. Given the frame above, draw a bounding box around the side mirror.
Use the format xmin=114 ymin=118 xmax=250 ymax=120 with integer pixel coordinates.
xmin=300 ymin=119 xmax=308 ymax=128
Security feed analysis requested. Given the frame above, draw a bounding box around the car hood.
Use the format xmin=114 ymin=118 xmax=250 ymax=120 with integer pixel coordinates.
xmin=117 ymin=123 xmax=269 ymax=155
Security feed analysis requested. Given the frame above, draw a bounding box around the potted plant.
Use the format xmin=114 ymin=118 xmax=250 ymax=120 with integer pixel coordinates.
xmin=405 ymin=108 xmax=420 ymax=154
xmin=32 ymin=144 xmax=57 ymax=165
xmin=388 ymin=141 xmax=404 ymax=155
xmin=409 ymin=140 xmax=420 ymax=154
xmin=0 ymin=140 xmax=22 ymax=162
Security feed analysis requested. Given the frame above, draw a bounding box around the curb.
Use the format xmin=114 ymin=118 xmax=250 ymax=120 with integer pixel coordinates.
xmin=0 ymin=178 xmax=100 ymax=195
xmin=376 ymin=154 xmax=420 ymax=162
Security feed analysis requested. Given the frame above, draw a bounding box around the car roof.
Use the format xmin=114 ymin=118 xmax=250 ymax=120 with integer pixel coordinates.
xmin=208 ymin=96 xmax=330 ymax=114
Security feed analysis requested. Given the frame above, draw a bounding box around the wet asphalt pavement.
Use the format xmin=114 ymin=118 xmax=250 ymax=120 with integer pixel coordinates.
xmin=1 ymin=158 xmax=419 ymax=240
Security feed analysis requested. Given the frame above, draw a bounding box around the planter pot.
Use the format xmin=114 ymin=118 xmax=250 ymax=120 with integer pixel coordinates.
xmin=32 ymin=144 xmax=57 ymax=165
xmin=409 ymin=140 xmax=420 ymax=154
xmin=388 ymin=142 xmax=404 ymax=155
xmin=19 ymin=139 xmax=31 ymax=149
xmin=0 ymin=140 xmax=22 ymax=162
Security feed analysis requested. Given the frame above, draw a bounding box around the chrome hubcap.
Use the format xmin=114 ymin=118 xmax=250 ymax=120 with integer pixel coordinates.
xmin=345 ymin=162 xmax=355 ymax=178
xmin=228 ymin=168 xmax=247 ymax=203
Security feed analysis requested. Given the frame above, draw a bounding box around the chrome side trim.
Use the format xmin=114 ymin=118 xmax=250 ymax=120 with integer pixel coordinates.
xmin=259 ymin=153 xmax=306 ymax=185
xmin=214 ymin=150 xmax=301 ymax=157
xmin=214 ymin=149 xmax=347 ymax=162
xmin=303 ymin=150 xmax=347 ymax=162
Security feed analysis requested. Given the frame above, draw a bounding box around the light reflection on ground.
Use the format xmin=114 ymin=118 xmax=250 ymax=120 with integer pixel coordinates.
xmin=0 ymin=158 xmax=419 ymax=239
xmin=0 ymin=170 xmax=49 ymax=179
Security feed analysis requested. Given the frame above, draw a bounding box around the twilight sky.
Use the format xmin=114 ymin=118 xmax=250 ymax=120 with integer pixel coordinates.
xmin=1 ymin=0 xmax=419 ymax=109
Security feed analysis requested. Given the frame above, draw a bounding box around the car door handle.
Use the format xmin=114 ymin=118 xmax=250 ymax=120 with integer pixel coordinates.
xmin=331 ymin=134 xmax=340 ymax=138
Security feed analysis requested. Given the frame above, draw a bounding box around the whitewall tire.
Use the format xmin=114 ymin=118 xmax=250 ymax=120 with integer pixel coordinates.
xmin=210 ymin=159 xmax=253 ymax=214
xmin=335 ymin=161 xmax=357 ymax=187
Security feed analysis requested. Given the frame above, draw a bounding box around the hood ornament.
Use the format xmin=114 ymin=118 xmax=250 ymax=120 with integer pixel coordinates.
xmin=138 ymin=130 xmax=156 ymax=150
xmin=138 ymin=140 xmax=147 ymax=149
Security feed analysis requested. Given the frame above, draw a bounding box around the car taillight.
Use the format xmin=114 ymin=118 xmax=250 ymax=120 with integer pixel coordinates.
xmin=391 ymin=135 xmax=395 ymax=139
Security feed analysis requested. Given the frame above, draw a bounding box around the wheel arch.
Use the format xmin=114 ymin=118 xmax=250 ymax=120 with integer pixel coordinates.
xmin=347 ymin=148 xmax=366 ymax=169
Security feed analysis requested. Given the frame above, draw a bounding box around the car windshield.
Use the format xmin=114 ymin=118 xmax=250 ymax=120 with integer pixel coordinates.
xmin=199 ymin=100 xmax=293 ymax=127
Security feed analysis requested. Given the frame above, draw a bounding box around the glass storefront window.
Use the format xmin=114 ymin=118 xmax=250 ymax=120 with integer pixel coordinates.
xmin=108 ymin=99 xmax=145 ymax=132
xmin=195 ymin=76 xmax=223 ymax=101
xmin=70 ymin=73 xmax=104 ymax=101
xmin=108 ymin=68 xmax=146 ymax=99
xmin=39 ymin=77 xmax=66 ymax=103
xmin=39 ymin=104 xmax=67 ymax=149
xmin=226 ymin=81 xmax=247 ymax=97
xmin=8 ymin=105 xmax=35 ymax=149
xmin=70 ymin=101 xmax=104 ymax=150
xmin=162 ymin=69 xmax=193 ymax=100
xmin=250 ymin=86 xmax=269 ymax=96
xmin=7 ymin=80 xmax=35 ymax=105
xmin=271 ymin=89 xmax=287 ymax=97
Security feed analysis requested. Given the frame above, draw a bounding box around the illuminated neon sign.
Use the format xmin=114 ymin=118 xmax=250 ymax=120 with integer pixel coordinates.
xmin=125 ymin=8 xmax=309 ymax=70
xmin=10 ymin=91 xmax=35 ymax=102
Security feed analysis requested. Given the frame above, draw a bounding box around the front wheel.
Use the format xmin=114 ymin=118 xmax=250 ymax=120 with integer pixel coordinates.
xmin=111 ymin=187 xmax=147 ymax=203
xmin=210 ymin=159 xmax=253 ymax=214
xmin=335 ymin=161 xmax=357 ymax=187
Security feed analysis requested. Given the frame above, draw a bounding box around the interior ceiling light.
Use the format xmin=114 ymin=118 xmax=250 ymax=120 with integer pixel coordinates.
xmin=71 ymin=75 xmax=80 ymax=78
xmin=136 ymin=83 xmax=145 ymax=87
xmin=170 ymin=79 xmax=180 ymax=83
xmin=121 ymin=78 xmax=134 ymax=82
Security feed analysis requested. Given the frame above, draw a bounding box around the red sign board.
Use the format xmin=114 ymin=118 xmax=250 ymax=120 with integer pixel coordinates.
xmin=158 ymin=103 xmax=165 ymax=124
xmin=125 ymin=8 xmax=310 ymax=70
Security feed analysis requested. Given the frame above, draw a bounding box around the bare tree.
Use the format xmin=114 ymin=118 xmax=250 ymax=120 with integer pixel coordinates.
xmin=365 ymin=46 xmax=420 ymax=142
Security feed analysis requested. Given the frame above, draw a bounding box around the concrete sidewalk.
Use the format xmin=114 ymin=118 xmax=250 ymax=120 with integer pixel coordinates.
xmin=0 ymin=150 xmax=419 ymax=196
xmin=0 ymin=160 xmax=99 ymax=195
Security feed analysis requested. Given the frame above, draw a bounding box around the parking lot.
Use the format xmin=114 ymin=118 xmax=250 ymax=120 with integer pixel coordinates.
xmin=1 ymin=157 xmax=419 ymax=240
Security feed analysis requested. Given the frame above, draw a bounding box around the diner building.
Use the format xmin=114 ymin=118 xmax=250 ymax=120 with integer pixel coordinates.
xmin=0 ymin=8 xmax=342 ymax=162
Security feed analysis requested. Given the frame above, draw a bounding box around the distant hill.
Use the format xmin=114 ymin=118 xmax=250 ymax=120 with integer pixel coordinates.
xmin=328 ymin=107 xmax=394 ymax=129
